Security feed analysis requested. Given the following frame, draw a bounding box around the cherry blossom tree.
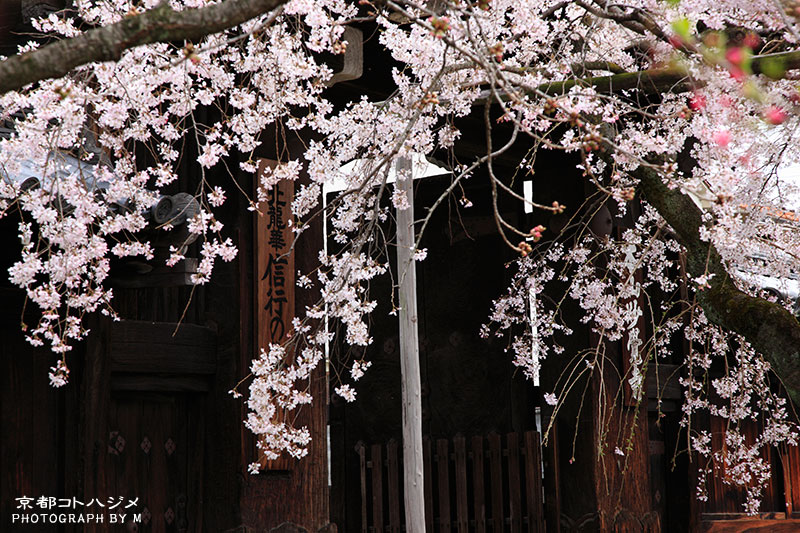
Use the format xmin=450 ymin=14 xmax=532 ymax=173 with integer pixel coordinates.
xmin=4 ymin=0 xmax=800 ymax=512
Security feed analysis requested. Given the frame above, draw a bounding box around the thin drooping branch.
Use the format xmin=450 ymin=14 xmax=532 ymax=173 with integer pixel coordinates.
xmin=0 ymin=0 xmax=288 ymax=96
xmin=635 ymin=163 xmax=800 ymax=403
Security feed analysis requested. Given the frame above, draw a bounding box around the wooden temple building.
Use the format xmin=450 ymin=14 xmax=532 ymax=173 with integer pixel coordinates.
xmin=3 ymin=4 xmax=800 ymax=532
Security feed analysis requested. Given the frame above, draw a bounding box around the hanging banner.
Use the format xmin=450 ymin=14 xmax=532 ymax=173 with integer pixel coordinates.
xmin=254 ymin=158 xmax=295 ymax=470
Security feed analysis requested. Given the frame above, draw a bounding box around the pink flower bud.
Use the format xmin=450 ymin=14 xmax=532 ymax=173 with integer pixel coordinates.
xmin=726 ymin=47 xmax=744 ymax=66
xmin=689 ymin=92 xmax=706 ymax=111
xmin=729 ymin=66 xmax=745 ymax=82
xmin=743 ymin=33 xmax=761 ymax=49
xmin=712 ymin=130 xmax=731 ymax=147
xmin=764 ymin=105 xmax=787 ymax=125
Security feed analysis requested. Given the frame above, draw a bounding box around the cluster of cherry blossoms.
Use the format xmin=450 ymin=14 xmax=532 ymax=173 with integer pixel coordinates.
xmin=243 ymin=342 xmax=318 ymax=470
xmin=5 ymin=0 xmax=800 ymax=507
xmin=681 ymin=322 xmax=797 ymax=513
xmin=486 ymin=206 xmax=799 ymax=511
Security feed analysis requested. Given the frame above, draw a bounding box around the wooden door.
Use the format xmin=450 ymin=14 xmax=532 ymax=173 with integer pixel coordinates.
xmin=83 ymin=319 xmax=215 ymax=532
xmin=103 ymin=392 xmax=205 ymax=532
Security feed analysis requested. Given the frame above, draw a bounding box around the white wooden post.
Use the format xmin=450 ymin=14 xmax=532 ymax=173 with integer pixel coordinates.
xmin=395 ymin=156 xmax=426 ymax=532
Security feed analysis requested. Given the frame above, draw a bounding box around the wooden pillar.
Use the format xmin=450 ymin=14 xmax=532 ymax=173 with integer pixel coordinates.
xmin=395 ymin=157 xmax=426 ymax=533
xmin=80 ymin=316 xmax=112 ymax=533
xmin=590 ymin=332 xmax=656 ymax=531
xmin=239 ymin=135 xmax=330 ymax=532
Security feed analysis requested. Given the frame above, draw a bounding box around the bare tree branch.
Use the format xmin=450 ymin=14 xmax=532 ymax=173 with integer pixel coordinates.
xmin=554 ymin=50 xmax=800 ymax=95
xmin=0 ymin=0 xmax=288 ymax=96
xmin=478 ymin=50 xmax=800 ymax=103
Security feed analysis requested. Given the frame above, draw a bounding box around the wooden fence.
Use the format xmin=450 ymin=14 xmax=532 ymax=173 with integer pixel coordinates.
xmin=356 ymin=431 xmax=545 ymax=532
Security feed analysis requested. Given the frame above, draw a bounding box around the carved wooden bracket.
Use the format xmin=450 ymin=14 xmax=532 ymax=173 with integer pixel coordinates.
xmin=325 ymin=27 xmax=363 ymax=87
xmin=20 ymin=0 xmax=61 ymax=22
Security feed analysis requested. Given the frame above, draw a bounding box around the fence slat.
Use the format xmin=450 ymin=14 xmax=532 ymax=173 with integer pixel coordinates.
xmin=372 ymin=443 xmax=384 ymax=533
xmin=437 ymin=438 xmax=452 ymax=532
xmin=786 ymin=444 xmax=800 ymax=517
xmin=524 ymin=431 xmax=544 ymax=533
xmin=543 ymin=423 xmax=561 ymax=532
xmin=472 ymin=436 xmax=486 ymax=533
xmin=359 ymin=431 xmax=546 ymax=533
xmin=454 ymin=436 xmax=469 ymax=532
xmin=387 ymin=439 xmax=401 ymax=533
xmin=424 ymin=437 xmax=434 ymax=531
xmin=508 ymin=432 xmax=522 ymax=532
xmin=357 ymin=442 xmax=368 ymax=533
xmin=488 ymin=432 xmax=504 ymax=532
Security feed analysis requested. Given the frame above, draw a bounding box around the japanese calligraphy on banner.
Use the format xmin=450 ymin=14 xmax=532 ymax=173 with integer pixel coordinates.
xmin=255 ymin=159 xmax=295 ymax=470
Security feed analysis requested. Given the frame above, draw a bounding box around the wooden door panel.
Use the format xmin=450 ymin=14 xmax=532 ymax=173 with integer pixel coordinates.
xmin=103 ymin=393 xmax=201 ymax=532
xmin=84 ymin=319 xmax=214 ymax=532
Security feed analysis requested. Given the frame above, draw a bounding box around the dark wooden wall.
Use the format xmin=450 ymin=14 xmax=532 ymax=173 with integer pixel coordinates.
xmin=0 ymin=124 xmax=330 ymax=532
xmin=1 ymin=289 xmax=76 ymax=532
